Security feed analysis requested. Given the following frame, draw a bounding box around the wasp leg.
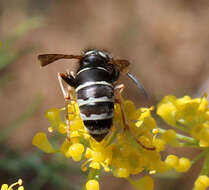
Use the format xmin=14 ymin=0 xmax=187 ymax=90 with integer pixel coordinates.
xmin=114 ymin=84 xmax=129 ymax=131
xmin=59 ymin=72 xmax=77 ymax=89
xmin=114 ymin=84 xmax=155 ymax=151
xmin=58 ymin=72 xmax=76 ymax=140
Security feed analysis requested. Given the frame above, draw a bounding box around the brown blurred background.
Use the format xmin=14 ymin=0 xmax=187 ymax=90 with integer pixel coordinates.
xmin=0 ymin=0 xmax=209 ymax=189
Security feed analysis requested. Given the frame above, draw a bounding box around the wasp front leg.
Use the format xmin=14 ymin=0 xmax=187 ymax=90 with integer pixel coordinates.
xmin=58 ymin=72 xmax=77 ymax=140
xmin=114 ymin=84 xmax=155 ymax=151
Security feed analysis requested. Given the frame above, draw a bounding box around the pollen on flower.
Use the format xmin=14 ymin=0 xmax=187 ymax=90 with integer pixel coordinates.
xmin=48 ymin=127 xmax=53 ymax=132
xmin=152 ymin=128 xmax=159 ymax=134
xmin=86 ymin=179 xmax=100 ymax=190
xmin=149 ymin=170 xmax=156 ymax=174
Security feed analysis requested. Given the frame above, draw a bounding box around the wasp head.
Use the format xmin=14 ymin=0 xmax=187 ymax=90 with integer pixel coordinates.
xmin=81 ymin=49 xmax=112 ymax=68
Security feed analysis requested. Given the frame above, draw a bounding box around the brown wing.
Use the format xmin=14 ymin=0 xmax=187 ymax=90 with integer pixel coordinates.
xmin=110 ymin=59 xmax=147 ymax=97
xmin=38 ymin=54 xmax=82 ymax=67
xmin=109 ymin=59 xmax=130 ymax=74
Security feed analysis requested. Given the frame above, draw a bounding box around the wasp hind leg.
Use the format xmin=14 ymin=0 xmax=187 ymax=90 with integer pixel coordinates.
xmin=58 ymin=72 xmax=76 ymax=140
xmin=114 ymin=84 xmax=155 ymax=151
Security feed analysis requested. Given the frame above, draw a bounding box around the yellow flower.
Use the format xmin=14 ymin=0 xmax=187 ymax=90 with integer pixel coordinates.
xmin=32 ymin=132 xmax=56 ymax=153
xmin=165 ymin=155 xmax=179 ymax=168
xmin=152 ymin=138 xmax=165 ymax=152
xmin=191 ymin=122 xmax=209 ymax=147
xmin=174 ymin=157 xmax=191 ymax=173
xmin=45 ymin=108 xmax=66 ymax=133
xmin=86 ymin=180 xmax=99 ymax=190
xmin=157 ymin=95 xmax=209 ymax=147
xmin=128 ymin=176 xmax=154 ymax=190
xmin=83 ymin=140 xmax=112 ymax=172
xmin=112 ymin=144 xmax=144 ymax=178
xmin=194 ymin=175 xmax=209 ymax=190
xmin=33 ymin=97 xmax=166 ymax=189
xmin=1 ymin=179 xmax=24 ymax=190
xmin=157 ymin=95 xmax=178 ymax=126
xmin=165 ymin=155 xmax=191 ymax=172
xmin=157 ymin=95 xmax=209 ymax=127
xmin=65 ymin=143 xmax=85 ymax=161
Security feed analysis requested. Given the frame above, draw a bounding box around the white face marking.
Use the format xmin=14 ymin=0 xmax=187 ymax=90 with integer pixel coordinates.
xmin=77 ymin=96 xmax=114 ymax=106
xmin=75 ymin=81 xmax=113 ymax=92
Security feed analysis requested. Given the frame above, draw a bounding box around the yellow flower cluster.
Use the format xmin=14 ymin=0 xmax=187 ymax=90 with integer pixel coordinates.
xmin=33 ymin=98 xmax=170 ymax=190
xmin=157 ymin=95 xmax=209 ymax=190
xmin=157 ymin=95 xmax=209 ymax=147
xmin=34 ymin=95 xmax=209 ymax=190
xmin=1 ymin=179 xmax=24 ymax=190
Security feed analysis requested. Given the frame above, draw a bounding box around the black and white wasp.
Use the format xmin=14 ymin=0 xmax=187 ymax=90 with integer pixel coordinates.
xmin=38 ymin=49 xmax=147 ymax=142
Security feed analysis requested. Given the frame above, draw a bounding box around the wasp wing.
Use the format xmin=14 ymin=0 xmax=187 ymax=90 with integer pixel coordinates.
xmin=38 ymin=54 xmax=82 ymax=67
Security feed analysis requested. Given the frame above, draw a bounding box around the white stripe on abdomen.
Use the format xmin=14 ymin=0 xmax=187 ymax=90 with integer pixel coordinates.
xmin=80 ymin=112 xmax=114 ymax=120
xmin=77 ymin=96 xmax=114 ymax=106
xmin=75 ymin=81 xmax=113 ymax=92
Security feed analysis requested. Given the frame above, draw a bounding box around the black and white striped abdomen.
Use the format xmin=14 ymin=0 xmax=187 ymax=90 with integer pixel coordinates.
xmin=75 ymin=68 xmax=114 ymax=141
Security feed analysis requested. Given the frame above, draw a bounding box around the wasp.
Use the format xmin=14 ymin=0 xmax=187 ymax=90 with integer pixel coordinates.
xmin=38 ymin=49 xmax=147 ymax=142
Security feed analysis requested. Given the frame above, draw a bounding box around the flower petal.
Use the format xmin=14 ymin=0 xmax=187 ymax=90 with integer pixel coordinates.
xmin=32 ymin=132 xmax=56 ymax=153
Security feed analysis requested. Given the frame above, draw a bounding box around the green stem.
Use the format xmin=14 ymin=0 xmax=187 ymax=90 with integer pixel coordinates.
xmin=175 ymin=121 xmax=191 ymax=133
xmin=178 ymin=142 xmax=199 ymax=148
xmin=191 ymin=149 xmax=208 ymax=165
xmin=200 ymin=150 xmax=209 ymax=175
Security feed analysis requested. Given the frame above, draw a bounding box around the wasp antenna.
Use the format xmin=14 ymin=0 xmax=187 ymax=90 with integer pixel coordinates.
xmin=38 ymin=54 xmax=83 ymax=67
xmin=127 ymin=72 xmax=148 ymax=98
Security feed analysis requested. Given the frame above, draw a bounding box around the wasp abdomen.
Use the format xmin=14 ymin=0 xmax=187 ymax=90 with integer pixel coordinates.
xmin=75 ymin=67 xmax=114 ymax=141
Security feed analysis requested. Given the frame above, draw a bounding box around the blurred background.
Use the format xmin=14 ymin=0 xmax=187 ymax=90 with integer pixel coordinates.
xmin=0 ymin=0 xmax=209 ymax=189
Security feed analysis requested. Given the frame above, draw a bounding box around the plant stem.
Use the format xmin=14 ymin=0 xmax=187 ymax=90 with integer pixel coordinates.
xmin=200 ymin=150 xmax=209 ymax=175
xmin=191 ymin=149 xmax=208 ymax=165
